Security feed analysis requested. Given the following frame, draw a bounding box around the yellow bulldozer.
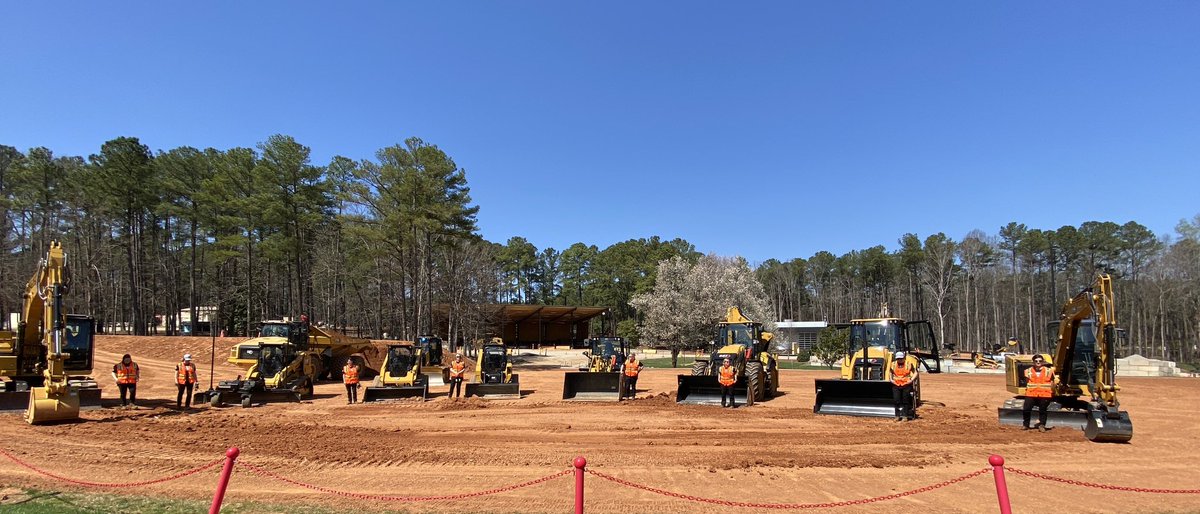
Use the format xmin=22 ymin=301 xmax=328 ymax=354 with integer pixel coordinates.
xmin=812 ymin=311 xmax=941 ymax=417
xmin=464 ymin=338 xmax=520 ymax=399
xmin=676 ymin=307 xmax=779 ymax=406
xmin=1 ymin=242 xmax=102 ymax=424
xmin=996 ymin=275 xmax=1133 ymax=442
xmin=562 ymin=336 xmax=628 ymax=401
xmin=362 ymin=342 xmax=429 ymax=402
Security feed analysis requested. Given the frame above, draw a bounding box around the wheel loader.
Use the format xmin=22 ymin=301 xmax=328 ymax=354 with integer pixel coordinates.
xmin=465 ymin=338 xmax=520 ymax=399
xmin=562 ymin=337 xmax=627 ymax=401
xmin=196 ymin=340 xmax=318 ymax=408
xmin=677 ymin=307 xmax=779 ymax=406
xmin=996 ymin=275 xmax=1133 ymax=443
xmin=1 ymin=242 xmax=102 ymax=424
xmin=416 ymin=335 xmax=450 ymax=386
xmin=362 ymin=343 xmax=428 ymax=402
xmin=812 ymin=311 xmax=941 ymax=418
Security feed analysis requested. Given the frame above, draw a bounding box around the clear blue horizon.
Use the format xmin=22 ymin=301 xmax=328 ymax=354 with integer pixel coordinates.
xmin=3 ymin=2 xmax=1197 ymax=262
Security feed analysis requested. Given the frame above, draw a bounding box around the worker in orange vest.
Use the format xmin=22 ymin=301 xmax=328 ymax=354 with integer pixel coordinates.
xmin=1022 ymin=354 xmax=1055 ymax=431
xmin=622 ymin=353 xmax=642 ymax=399
xmin=718 ymin=358 xmax=738 ymax=408
xmin=175 ymin=354 xmax=199 ymax=410
xmin=343 ymin=360 xmax=360 ymax=404
xmin=448 ymin=353 xmax=467 ymax=399
xmin=891 ymin=351 xmax=918 ymax=421
xmin=111 ymin=354 xmax=140 ymax=409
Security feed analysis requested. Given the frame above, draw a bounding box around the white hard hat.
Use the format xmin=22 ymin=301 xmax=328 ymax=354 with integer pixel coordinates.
xmin=893 ymin=351 xmax=906 ymax=359
xmin=183 ymin=354 xmax=192 ymax=361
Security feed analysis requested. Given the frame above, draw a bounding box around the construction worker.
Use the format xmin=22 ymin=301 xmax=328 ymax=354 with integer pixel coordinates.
xmin=622 ymin=353 xmax=642 ymax=399
xmin=448 ymin=353 xmax=467 ymax=399
xmin=718 ymin=358 xmax=737 ymax=408
xmin=343 ymin=359 xmax=360 ymax=404
xmin=175 ymin=354 xmax=198 ymax=409
xmin=890 ymin=351 xmax=918 ymax=421
xmin=1022 ymin=354 xmax=1054 ymax=431
xmin=112 ymin=354 xmax=140 ymax=409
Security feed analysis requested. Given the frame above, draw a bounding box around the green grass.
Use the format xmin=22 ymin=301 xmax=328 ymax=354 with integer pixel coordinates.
xmin=639 ymin=357 xmax=831 ymax=370
xmin=0 ymin=488 xmax=355 ymax=514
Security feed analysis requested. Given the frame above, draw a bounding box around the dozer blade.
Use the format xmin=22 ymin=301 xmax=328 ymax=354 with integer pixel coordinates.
xmin=813 ymin=379 xmax=897 ymax=417
xmin=25 ymin=386 xmax=81 ymax=424
xmin=676 ymin=375 xmax=752 ymax=406
xmin=562 ymin=372 xmax=623 ymax=401
xmin=997 ymin=405 xmax=1133 ymax=442
xmin=997 ymin=406 xmax=1087 ymax=430
xmin=0 ymin=391 xmax=32 ymax=412
xmin=466 ymin=375 xmax=520 ymax=399
xmin=362 ymin=384 xmax=428 ymax=402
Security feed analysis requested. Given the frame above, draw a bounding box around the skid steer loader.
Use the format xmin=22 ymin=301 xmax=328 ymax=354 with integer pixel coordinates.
xmin=465 ymin=338 xmax=520 ymax=399
xmin=196 ymin=341 xmax=318 ymax=408
xmin=562 ymin=337 xmax=627 ymax=401
xmin=362 ymin=343 xmax=428 ymax=402
xmin=677 ymin=307 xmax=779 ymax=406
xmin=416 ymin=335 xmax=450 ymax=386
xmin=812 ymin=311 xmax=941 ymax=418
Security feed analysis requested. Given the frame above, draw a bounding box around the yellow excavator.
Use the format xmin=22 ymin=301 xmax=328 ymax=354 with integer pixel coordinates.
xmin=362 ymin=342 xmax=428 ymax=402
xmin=465 ymin=338 xmax=520 ymax=399
xmin=677 ymin=307 xmax=779 ymax=406
xmin=997 ymin=275 xmax=1133 ymax=442
xmin=1 ymin=242 xmax=101 ymax=424
xmin=813 ymin=306 xmax=942 ymax=417
xmin=562 ymin=337 xmax=628 ymax=401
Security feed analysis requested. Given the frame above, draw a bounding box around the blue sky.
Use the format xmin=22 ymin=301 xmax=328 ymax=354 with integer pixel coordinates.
xmin=2 ymin=2 xmax=1197 ymax=263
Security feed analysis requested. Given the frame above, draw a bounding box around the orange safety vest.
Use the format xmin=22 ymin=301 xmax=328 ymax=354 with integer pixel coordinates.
xmin=1024 ymin=366 xmax=1054 ymax=398
xmin=624 ymin=359 xmax=640 ymax=377
xmin=450 ymin=360 xmax=466 ymax=379
xmin=115 ymin=363 xmax=138 ymax=384
xmin=718 ymin=365 xmax=737 ymax=386
xmin=343 ymin=364 xmax=359 ymax=385
xmin=176 ymin=362 xmax=197 ymax=385
xmin=891 ymin=362 xmax=915 ymax=387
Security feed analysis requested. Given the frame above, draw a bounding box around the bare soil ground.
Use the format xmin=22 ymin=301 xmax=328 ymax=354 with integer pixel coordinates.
xmin=2 ymin=336 xmax=1199 ymax=513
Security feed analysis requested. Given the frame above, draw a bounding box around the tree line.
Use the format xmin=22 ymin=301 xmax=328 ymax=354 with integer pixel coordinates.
xmin=3 ymin=137 xmax=1197 ymax=364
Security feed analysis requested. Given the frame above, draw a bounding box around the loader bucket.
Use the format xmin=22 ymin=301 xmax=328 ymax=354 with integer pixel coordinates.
xmin=1085 ymin=410 xmax=1133 ymax=443
xmin=465 ymin=375 xmax=520 ymax=399
xmin=813 ymin=379 xmax=898 ymax=417
xmin=676 ymin=375 xmax=752 ymax=406
xmin=77 ymin=387 xmax=102 ymax=410
xmin=562 ymin=372 xmax=623 ymax=401
xmin=25 ymin=386 xmax=81 ymax=424
xmin=362 ymin=384 xmax=428 ymax=402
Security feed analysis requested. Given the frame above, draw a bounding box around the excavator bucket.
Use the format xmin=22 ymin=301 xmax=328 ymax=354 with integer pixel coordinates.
xmin=996 ymin=402 xmax=1133 ymax=442
xmin=465 ymin=375 xmax=520 ymax=399
xmin=562 ymin=372 xmax=623 ymax=401
xmin=421 ymin=367 xmax=450 ymax=387
xmin=676 ymin=375 xmax=753 ymax=406
xmin=813 ymin=379 xmax=897 ymax=417
xmin=362 ymin=383 xmax=428 ymax=402
xmin=25 ymin=386 xmax=81 ymax=424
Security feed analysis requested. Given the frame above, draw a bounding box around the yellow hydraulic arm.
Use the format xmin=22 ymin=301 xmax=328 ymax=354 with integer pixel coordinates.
xmin=1053 ymin=274 xmax=1120 ymax=406
xmin=25 ymin=242 xmax=82 ymax=424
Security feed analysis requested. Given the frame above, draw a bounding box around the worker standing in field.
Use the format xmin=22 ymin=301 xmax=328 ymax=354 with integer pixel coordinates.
xmin=718 ymin=357 xmax=737 ymax=408
xmin=448 ymin=353 xmax=467 ymax=399
xmin=1022 ymin=354 xmax=1054 ymax=431
xmin=112 ymin=354 xmax=140 ymax=409
xmin=622 ymin=353 xmax=642 ymax=399
xmin=175 ymin=354 xmax=198 ymax=409
xmin=891 ymin=351 xmax=918 ymax=421
xmin=343 ymin=359 xmax=360 ymax=404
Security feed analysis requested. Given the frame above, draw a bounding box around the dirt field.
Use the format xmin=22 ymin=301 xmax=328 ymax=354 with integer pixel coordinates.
xmin=2 ymin=336 xmax=1199 ymax=513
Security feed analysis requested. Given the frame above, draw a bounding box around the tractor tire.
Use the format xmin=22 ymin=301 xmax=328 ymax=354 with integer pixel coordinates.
xmin=691 ymin=360 xmax=709 ymax=376
xmin=240 ymin=396 xmax=252 ymax=408
xmin=768 ymin=364 xmax=780 ymax=397
xmin=914 ymin=376 xmax=922 ymax=406
xmin=296 ymin=377 xmax=314 ymax=400
xmin=210 ymin=394 xmax=222 ymax=408
xmin=745 ymin=361 xmax=765 ymax=403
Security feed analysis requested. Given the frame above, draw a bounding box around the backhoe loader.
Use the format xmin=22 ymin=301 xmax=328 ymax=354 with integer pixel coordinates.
xmin=813 ymin=308 xmax=941 ymax=417
xmin=196 ymin=339 xmax=318 ymax=408
xmin=416 ymin=335 xmax=450 ymax=386
xmin=677 ymin=307 xmax=779 ymax=406
xmin=1 ymin=242 xmax=101 ymax=423
xmin=996 ymin=275 xmax=1133 ymax=442
xmin=362 ymin=343 xmax=428 ymax=402
xmin=562 ymin=337 xmax=627 ymax=401
xmin=465 ymin=338 xmax=520 ymax=399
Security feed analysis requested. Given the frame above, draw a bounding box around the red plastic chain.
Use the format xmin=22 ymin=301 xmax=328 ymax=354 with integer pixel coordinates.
xmin=238 ymin=461 xmax=572 ymax=501
xmin=585 ymin=468 xmax=991 ymax=509
xmin=1008 ymin=467 xmax=1200 ymax=494
xmin=0 ymin=447 xmax=222 ymax=488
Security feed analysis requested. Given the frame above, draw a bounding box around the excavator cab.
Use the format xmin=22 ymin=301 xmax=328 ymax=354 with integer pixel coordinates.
xmin=813 ymin=318 xmax=940 ymax=417
xmin=363 ymin=344 xmax=428 ymax=402
xmin=466 ymin=340 xmax=520 ymax=399
xmin=562 ymin=337 xmax=627 ymax=401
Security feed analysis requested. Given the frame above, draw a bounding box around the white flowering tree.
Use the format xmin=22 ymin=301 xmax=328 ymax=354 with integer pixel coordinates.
xmin=632 ymin=254 xmax=774 ymax=367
